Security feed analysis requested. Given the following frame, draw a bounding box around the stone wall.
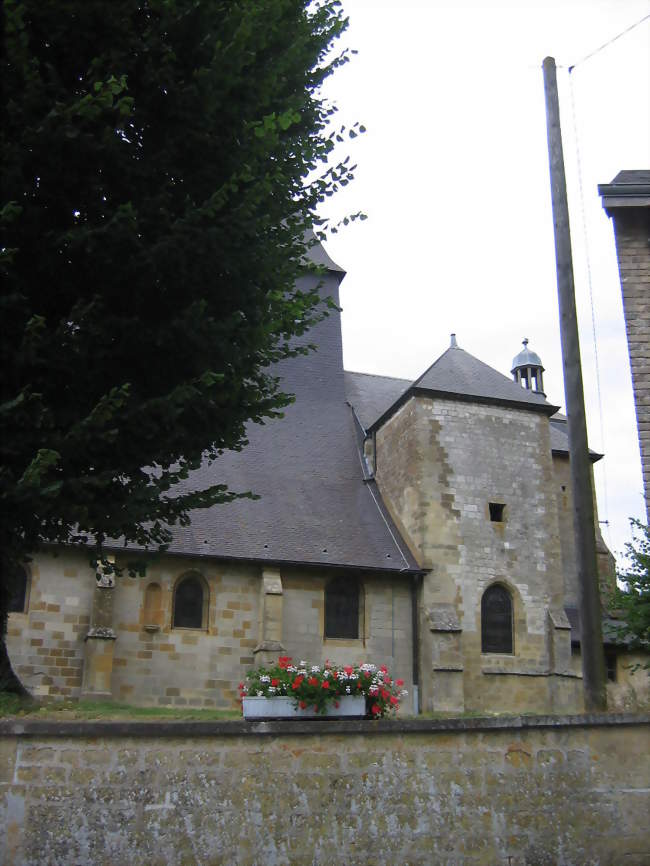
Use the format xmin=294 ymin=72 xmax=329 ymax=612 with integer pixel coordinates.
xmin=552 ymin=454 xmax=616 ymax=606
xmin=610 ymin=209 xmax=650 ymax=519
xmin=375 ymin=395 xmax=574 ymax=714
xmin=280 ymin=571 xmax=413 ymax=695
xmin=6 ymin=550 xmax=94 ymax=700
xmin=1 ymin=714 xmax=648 ymax=866
xmin=7 ymin=553 xmax=415 ymax=711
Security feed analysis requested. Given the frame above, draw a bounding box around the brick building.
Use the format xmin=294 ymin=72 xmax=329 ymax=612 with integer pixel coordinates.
xmin=7 ymin=241 xmax=645 ymax=713
xmin=599 ymin=170 xmax=650 ymax=519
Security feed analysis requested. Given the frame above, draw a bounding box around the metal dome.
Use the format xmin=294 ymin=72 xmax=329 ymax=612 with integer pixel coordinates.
xmin=511 ymin=338 xmax=544 ymax=374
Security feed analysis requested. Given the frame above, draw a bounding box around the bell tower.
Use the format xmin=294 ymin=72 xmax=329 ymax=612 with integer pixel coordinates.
xmin=511 ymin=338 xmax=545 ymax=395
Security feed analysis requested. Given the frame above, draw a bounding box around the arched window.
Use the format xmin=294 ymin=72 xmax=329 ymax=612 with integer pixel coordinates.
xmin=481 ymin=584 xmax=513 ymax=654
xmin=325 ymin=576 xmax=361 ymax=639
xmin=172 ymin=573 xmax=207 ymax=629
xmin=143 ymin=582 xmax=163 ymax=630
xmin=7 ymin=564 xmax=29 ymax=614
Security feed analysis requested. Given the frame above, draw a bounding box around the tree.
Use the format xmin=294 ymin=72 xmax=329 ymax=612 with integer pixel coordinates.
xmin=0 ymin=0 xmax=362 ymax=692
xmin=610 ymin=520 xmax=650 ymax=670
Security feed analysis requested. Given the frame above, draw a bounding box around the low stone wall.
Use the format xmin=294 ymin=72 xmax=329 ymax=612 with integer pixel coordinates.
xmin=1 ymin=714 xmax=649 ymax=866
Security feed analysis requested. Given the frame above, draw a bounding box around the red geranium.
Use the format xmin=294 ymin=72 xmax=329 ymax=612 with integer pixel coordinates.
xmin=242 ymin=657 xmax=406 ymax=719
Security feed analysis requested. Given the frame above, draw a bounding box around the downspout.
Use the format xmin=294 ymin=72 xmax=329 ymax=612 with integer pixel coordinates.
xmin=411 ymin=574 xmax=421 ymax=715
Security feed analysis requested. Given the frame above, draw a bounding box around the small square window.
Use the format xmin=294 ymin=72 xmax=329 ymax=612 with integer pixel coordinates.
xmin=489 ymin=502 xmax=506 ymax=523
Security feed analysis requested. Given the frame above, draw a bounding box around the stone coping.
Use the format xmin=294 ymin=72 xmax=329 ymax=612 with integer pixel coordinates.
xmin=0 ymin=712 xmax=647 ymax=739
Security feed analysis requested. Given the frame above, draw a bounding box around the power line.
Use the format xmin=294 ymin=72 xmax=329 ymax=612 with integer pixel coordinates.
xmin=567 ymin=68 xmax=612 ymax=549
xmin=569 ymin=12 xmax=650 ymax=70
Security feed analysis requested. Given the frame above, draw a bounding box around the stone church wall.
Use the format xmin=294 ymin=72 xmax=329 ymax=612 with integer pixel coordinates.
xmin=552 ymin=454 xmax=616 ymax=608
xmin=1 ymin=714 xmax=648 ymax=865
xmin=375 ymin=396 xmax=576 ymax=714
xmin=6 ymin=553 xmax=415 ymax=710
xmin=280 ymin=571 xmax=413 ymax=697
xmin=6 ymin=550 xmax=94 ymax=700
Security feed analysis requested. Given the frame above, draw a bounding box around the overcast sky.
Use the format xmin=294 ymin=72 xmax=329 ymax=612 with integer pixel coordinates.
xmin=318 ymin=0 xmax=650 ymax=563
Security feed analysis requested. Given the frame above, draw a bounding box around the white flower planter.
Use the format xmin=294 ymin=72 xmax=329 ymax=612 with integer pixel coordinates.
xmin=242 ymin=695 xmax=366 ymax=720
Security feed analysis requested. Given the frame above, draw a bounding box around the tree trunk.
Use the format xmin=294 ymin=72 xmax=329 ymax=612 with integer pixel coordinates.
xmin=0 ymin=558 xmax=32 ymax=698
xmin=0 ymin=636 xmax=31 ymax=697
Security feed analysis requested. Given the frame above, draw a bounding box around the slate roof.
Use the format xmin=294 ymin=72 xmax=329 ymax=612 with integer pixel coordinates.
xmin=115 ymin=239 xmax=593 ymax=572
xmin=345 ymin=369 xmax=600 ymax=463
xmin=345 ymin=371 xmax=410 ymax=432
xmin=549 ymin=414 xmax=603 ymax=462
xmin=413 ymin=345 xmax=554 ymax=410
xmin=359 ymin=342 xmax=559 ymax=434
xmin=565 ymin=606 xmax=625 ymax=647
xmin=143 ymin=266 xmax=420 ymax=574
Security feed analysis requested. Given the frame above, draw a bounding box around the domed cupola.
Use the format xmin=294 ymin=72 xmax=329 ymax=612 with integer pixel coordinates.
xmin=511 ymin=338 xmax=545 ymax=395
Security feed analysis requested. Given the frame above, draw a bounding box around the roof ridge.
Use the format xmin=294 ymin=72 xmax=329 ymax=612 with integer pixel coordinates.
xmin=412 ymin=345 xmax=460 ymax=388
xmin=345 ymin=369 xmax=411 ymax=383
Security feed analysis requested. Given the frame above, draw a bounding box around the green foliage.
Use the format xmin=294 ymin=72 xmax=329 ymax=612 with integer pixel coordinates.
xmin=610 ymin=520 xmax=650 ymax=670
xmin=0 ymin=0 xmax=359 ymax=592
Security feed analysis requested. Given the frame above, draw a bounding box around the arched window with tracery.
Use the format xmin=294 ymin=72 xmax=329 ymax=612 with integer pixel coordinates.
xmin=172 ymin=573 xmax=208 ymax=630
xmin=325 ymin=576 xmax=362 ymax=639
xmin=481 ymin=584 xmax=513 ymax=654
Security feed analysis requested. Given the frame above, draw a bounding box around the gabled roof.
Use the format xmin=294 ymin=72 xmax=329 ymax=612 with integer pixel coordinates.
xmin=362 ymin=343 xmax=558 ymax=433
xmin=413 ymin=344 xmax=553 ymax=408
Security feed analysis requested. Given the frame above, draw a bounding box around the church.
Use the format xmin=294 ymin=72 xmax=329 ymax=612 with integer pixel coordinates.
xmin=6 ymin=241 xmax=641 ymax=714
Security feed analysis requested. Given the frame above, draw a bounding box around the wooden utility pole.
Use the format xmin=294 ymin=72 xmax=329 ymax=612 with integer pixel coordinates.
xmin=542 ymin=56 xmax=607 ymax=712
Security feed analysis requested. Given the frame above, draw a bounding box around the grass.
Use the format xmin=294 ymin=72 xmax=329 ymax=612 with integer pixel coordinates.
xmin=0 ymin=693 xmax=240 ymax=721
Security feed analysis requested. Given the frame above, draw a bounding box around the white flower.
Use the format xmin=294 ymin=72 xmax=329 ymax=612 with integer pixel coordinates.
xmin=323 ymin=670 xmax=331 ymax=678
xmin=311 ymin=665 xmax=320 ymax=673
xmin=298 ymin=668 xmax=307 ymax=676
xmin=260 ymin=675 xmax=270 ymax=683
xmin=345 ymin=686 xmax=351 ymax=694
xmin=269 ymin=686 xmax=277 ymax=694
xmin=256 ymin=691 xmax=264 ymax=696
xmin=287 ymin=665 xmax=297 ymax=673
xmin=299 ymin=660 xmax=306 ymax=666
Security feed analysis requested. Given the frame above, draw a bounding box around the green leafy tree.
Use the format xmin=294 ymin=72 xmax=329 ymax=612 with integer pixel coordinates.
xmin=610 ymin=520 xmax=650 ymax=670
xmin=0 ymin=0 xmax=362 ymax=693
